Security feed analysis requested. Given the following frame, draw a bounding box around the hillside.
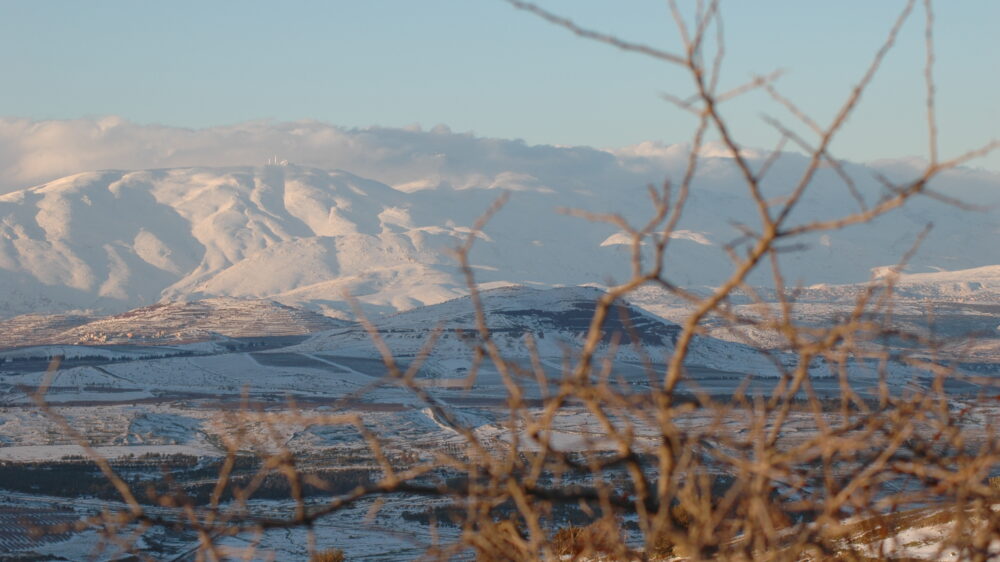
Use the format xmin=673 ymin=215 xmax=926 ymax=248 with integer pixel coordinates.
xmin=293 ymin=285 xmax=779 ymax=375
xmin=0 ymin=298 xmax=343 ymax=349
xmin=0 ymin=159 xmax=998 ymax=321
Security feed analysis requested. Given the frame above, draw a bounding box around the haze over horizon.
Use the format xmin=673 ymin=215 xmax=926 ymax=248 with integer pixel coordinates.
xmin=0 ymin=116 xmax=997 ymax=197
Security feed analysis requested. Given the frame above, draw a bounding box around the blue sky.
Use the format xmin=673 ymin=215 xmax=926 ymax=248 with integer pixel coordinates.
xmin=2 ymin=1 xmax=997 ymax=169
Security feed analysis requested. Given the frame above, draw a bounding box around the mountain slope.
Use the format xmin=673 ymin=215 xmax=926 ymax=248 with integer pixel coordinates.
xmin=292 ymin=286 xmax=776 ymax=374
xmin=0 ymin=165 xmax=500 ymax=317
xmin=0 ymin=298 xmax=344 ymax=349
xmin=0 ymin=160 xmax=998 ymax=320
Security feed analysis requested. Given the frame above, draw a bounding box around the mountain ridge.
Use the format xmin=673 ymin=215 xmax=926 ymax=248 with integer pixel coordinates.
xmin=290 ymin=285 xmax=778 ymax=374
xmin=1 ymin=161 xmax=999 ymax=319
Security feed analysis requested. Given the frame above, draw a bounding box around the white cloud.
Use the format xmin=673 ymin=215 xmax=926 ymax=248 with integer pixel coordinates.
xmin=0 ymin=117 xmax=643 ymax=195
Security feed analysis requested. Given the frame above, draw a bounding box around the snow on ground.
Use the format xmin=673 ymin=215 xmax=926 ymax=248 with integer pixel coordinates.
xmin=0 ymin=282 xmax=996 ymax=558
xmin=866 ymin=518 xmax=1000 ymax=560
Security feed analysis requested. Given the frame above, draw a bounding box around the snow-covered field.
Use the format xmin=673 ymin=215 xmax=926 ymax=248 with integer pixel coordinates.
xmin=0 ymin=286 xmax=997 ymax=559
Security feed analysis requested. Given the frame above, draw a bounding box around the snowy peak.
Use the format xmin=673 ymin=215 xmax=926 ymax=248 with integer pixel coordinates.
xmin=2 ymin=158 xmax=1000 ymax=320
xmin=0 ymin=165 xmax=519 ymax=318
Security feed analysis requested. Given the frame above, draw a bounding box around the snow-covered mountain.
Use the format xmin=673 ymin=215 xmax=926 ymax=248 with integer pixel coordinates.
xmin=292 ymin=286 xmax=777 ymax=374
xmin=1 ymin=155 xmax=998 ymax=320
xmin=0 ymin=297 xmax=343 ymax=349
xmin=793 ymin=265 xmax=1000 ymax=303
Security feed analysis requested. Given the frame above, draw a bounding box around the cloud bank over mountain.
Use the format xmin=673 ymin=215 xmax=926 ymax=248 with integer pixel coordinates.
xmin=0 ymin=117 xmax=644 ymax=195
xmin=4 ymin=117 xmax=996 ymax=200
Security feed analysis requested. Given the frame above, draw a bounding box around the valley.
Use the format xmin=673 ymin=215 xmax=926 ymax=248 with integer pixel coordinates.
xmin=0 ymin=155 xmax=998 ymax=559
xmin=0 ymin=285 xmax=998 ymax=559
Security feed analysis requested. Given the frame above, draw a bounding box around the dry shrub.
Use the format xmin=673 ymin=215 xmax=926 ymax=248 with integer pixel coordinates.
xmin=550 ymin=519 xmax=634 ymax=559
xmin=311 ymin=549 xmax=346 ymax=562
xmin=647 ymin=532 xmax=676 ymax=560
xmin=470 ymin=519 xmax=533 ymax=561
